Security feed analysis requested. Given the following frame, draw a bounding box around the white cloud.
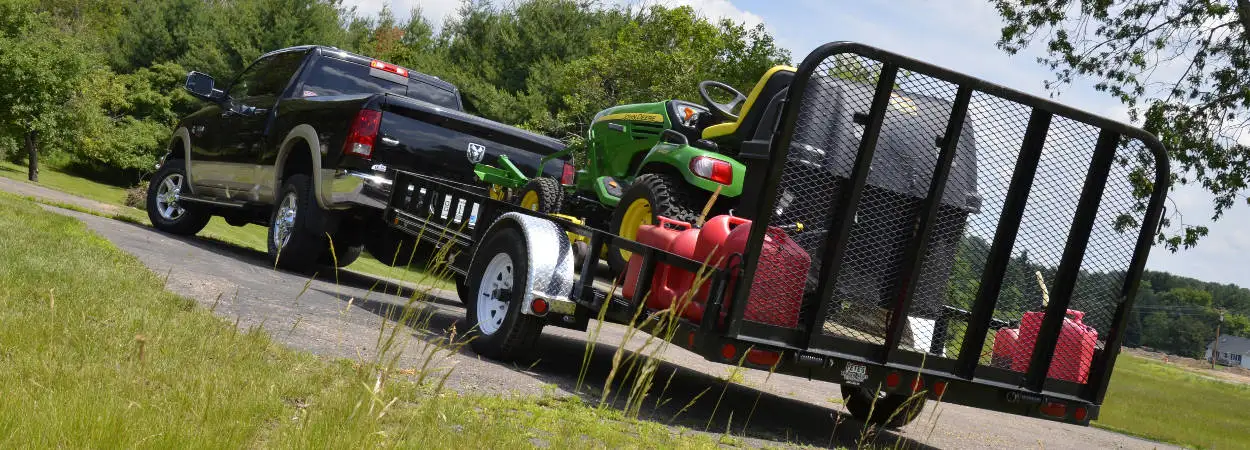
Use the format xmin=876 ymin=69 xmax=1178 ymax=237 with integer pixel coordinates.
xmin=619 ymin=0 xmax=766 ymax=29
xmin=340 ymin=0 xmax=461 ymax=26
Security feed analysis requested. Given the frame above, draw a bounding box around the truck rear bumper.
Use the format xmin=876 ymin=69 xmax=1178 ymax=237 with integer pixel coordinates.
xmin=327 ymin=169 xmax=390 ymax=210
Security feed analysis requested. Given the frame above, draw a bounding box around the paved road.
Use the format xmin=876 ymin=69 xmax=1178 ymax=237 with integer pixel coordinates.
xmin=3 ymin=177 xmax=1172 ymax=449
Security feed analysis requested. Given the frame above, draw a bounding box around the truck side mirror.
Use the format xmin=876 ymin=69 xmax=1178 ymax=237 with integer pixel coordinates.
xmin=185 ymin=71 xmax=223 ymax=102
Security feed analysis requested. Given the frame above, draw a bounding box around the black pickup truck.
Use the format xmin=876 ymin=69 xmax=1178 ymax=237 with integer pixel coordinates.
xmin=146 ymin=45 xmax=566 ymax=269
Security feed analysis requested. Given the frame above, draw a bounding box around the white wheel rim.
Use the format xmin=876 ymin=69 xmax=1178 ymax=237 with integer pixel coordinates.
xmin=155 ymin=173 xmax=186 ymax=221
xmin=272 ymin=192 xmax=298 ymax=249
xmin=476 ymin=252 xmax=513 ymax=336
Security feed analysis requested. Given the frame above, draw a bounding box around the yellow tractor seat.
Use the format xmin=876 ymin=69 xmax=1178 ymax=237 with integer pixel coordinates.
xmin=702 ymin=65 xmax=797 ymax=142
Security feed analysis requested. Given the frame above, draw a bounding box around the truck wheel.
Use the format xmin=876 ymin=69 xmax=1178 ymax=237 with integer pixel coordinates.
xmin=516 ymin=177 xmax=563 ymax=213
xmin=465 ymin=227 xmax=544 ymax=361
xmin=268 ymin=174 xmax=331 ymax=271
xmin=841 ymin=384 xmax=927 ymax=429
xmin=146 ymin=160 xmax=210 ymax=236
xmin=607 ymin=173 xmax=701 ymax=275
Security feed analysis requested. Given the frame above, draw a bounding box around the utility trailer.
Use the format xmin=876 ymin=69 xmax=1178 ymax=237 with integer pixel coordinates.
xmin=381 ymin=42 xmax=1169 ymax=428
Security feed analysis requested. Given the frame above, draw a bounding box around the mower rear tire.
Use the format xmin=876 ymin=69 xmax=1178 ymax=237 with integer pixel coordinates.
xmin=607 ymin=173 xmax=701 ymax=275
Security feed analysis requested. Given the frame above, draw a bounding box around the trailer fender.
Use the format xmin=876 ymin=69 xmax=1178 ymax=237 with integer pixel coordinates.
xmin=473 ymin=212 xmax=577 ymax=316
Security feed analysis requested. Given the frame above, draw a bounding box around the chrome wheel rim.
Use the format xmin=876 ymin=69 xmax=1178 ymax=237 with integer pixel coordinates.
xmin=476 ymin=252 xmax=513 ymax=335
xmin=155 ymin=174 xmax=186 ymax=221
xmin=272 ymin=192 xmax=298 ymax=249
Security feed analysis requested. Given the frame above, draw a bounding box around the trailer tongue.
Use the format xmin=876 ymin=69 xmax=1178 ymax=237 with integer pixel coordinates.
xmin=382 ymin=41 xmax=1169 ymax=428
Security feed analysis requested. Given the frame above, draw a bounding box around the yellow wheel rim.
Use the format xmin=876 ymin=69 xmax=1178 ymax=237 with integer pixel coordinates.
xmin=489 ymin=184 xmax=507 ymax=201
xmin=520 ymin=191 xmax=540 ymax=211
xmin=617 ymin=198 xmax=652 ymax=262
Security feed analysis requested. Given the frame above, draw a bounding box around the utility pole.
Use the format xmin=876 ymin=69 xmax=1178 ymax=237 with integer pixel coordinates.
xmin=1211 ymin=311 xmax=1224 ymax=369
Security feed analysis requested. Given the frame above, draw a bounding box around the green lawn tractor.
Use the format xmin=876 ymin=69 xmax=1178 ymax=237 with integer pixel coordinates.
xmin=475 ymin=65 xmax=799 ymax=274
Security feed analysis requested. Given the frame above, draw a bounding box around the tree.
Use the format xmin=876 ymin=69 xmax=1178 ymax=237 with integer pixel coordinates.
xmin=993 ymin=0 xmax=1250 ymax=251
xmin=0 ymin=0 xmax=96 ymax=182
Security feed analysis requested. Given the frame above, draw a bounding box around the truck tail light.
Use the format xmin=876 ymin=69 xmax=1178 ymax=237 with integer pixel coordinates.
xmin=690 ymin=156 xmax=732 ymax=185
xmin=370 ymin=59 xmax=408 ymax=77
xmin=344 ymin=109 xmax=382 ymax=159
xmin=560 ymin=163 xmax=575 ymax=185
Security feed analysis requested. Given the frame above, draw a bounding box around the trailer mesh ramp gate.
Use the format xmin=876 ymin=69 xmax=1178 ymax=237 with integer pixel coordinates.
xmin=731 ymin=43 xmax=1167 ymax=404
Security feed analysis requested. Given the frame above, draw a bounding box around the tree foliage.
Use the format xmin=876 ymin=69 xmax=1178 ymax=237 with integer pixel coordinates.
xmin=994 ymin=0 xmax=1250 ymax=251
xmin=0 ymin=0 xmax=788 ymax=179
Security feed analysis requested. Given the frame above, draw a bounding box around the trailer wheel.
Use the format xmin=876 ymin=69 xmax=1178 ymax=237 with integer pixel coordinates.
xmin=516 ymin=177 xmax=564 ymax=213
xmin=465 ymin=227 xmax=544 ymax=361
xmin=841 ymin=384 xmax=927 ymax=429
xmin=607 ymin=173 xmax=701 ymax=275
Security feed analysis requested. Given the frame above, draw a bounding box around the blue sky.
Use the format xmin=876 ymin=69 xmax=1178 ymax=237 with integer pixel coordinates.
xmin=345 ymin=0 xmax=1250 ymax=288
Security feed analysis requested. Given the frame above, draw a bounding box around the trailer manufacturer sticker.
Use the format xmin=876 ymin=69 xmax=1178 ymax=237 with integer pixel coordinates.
xmin=841 ymin=362 xmax=868 ymax=385
xmin=440 ymin=194 xmax=452 ymax=219
xmin=453 ymin=199 xmax=467 ymax=224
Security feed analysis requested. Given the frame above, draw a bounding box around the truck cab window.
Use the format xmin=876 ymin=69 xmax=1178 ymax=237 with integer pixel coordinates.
xmin=298 ymin=57 xmax=406 ymax=98
xmin=227 ymin=51 xmax=307 ymax=104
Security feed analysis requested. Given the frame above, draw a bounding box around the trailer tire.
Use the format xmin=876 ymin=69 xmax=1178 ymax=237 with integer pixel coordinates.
xmin=466 ymin=227 xmax=544 ymax=361
xmin=841 ymin=384 xmax=927 ymax=429
xmin=516 ymin=177 xmax=563 ymax=213
xmin=607 ymin=173 xmax=701 ymax=275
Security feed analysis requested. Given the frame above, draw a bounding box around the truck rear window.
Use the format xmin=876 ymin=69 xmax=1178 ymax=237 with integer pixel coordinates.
xmin=298 ymin=57 xmax=461 ymax=110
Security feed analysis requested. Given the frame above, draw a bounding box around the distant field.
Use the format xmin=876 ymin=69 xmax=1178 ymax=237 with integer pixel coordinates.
xmin=0 ymin=161 xmax=449 ymax=289
xmin=1096 ymin=353 xmax=1250 ymax=449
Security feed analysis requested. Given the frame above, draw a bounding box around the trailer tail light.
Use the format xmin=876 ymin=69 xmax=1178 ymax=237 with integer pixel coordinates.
xmin=885 ymin=372 xmax=900 ymax=388
xmin=911 ymin=376 xmax=924 ymax=393
xmin=531 ymin=298 xmax=549 ymax=316
xmin=1040 ymin=401 xmax=1067 ymax=419
xmin=344 ymin=110 xmax=383 ymax=159
xmin=561 ymin=162 xmax=575 ymax=185
xmin=370 ymin=59 xmax=408 ymax=77
xmin=721 ymin=343 xmax=737 ymax=360
xmin=1073 ymin=406 xmax=1088 ymax=422
xmin=932 ymin=380 xmax=947 ymax=398
xmin=745 ymin=349 xmax=781 ymax=366
xmin=690 ymin=156 xmax=732 ymax=185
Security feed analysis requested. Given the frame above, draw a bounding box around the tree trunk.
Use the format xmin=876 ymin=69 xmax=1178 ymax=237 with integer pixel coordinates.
xmin=25 ymin=130 xmax=38 ymax=182
xmin=1238 ymin=0 xmax=1250 ymax=41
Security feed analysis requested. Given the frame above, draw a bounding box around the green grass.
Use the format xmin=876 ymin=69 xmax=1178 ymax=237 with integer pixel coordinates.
xmin=0 ymin=160 xmax=132 ymax=207
xmin=0 ymin=161 xmax=450 ymax=290
xmin=1095 ymin=354 xmax=1250 ymax=449
xmin=0 ymin=191 xmax=723 ymax=448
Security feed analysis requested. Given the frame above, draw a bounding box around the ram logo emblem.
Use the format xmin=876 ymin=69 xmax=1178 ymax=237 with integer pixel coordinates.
xmin=466 ymin=142 xmax=486 ymax=164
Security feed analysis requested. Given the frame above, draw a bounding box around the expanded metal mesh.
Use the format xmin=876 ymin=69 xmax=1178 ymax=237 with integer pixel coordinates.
xmin=744 ymin=51 xmax=1158 ymax=385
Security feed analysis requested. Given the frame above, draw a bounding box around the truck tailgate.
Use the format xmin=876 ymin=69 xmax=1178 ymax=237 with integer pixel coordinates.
xmin=373 ymin=95 xmax=566 ymax=191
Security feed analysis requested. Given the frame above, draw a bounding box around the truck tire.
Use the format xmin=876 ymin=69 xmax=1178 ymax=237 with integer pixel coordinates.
xmin=465 ymin=227 xmax=544 ymax=361
xmin=841 ymin=384 xmax=927 ymax=429
xmin=365 ymin=230 xmax=429 ymax=268
xmin=267 ymin=174 xmax=332 ymax=271
xmin=607 ymin=173 xmax=701 ymax=275
xmin=146 ymin=160 xmax=210 ymax=236
xmin=319 ymin=238 xmax=363 ymax=267
xmin=516 ymin=177 xmax=563 ymax=213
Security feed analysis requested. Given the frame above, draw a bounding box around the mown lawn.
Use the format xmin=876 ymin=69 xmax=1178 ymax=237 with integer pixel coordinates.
xmin=0 ymin=192 xmax=723 ymax=448
xmin=0 ymin=161 xmax=449 ymax=289
xmin=1096 ymin=354 xmax=1250 ymax=449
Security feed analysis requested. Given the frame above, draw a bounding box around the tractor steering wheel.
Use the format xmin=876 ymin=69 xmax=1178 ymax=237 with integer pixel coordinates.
xmin=699 ymin=80 xmax=747 ymax=122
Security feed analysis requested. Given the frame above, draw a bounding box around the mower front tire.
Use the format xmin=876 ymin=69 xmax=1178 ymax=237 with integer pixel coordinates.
xmin=607 ymin=173 xmax=701 ymax=275
xmin=516 ymin=177 xmax=564 ymax=214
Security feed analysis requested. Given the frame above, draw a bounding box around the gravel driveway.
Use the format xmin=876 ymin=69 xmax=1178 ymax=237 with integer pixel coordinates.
xmin=2 ymin=177 xmax=1172 ymax=449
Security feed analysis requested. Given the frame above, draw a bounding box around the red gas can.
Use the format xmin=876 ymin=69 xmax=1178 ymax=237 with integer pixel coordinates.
xmin=991 ymin=328 xmax=1020 ymax=369
xmin=623 ymin=216 xmax=690 ymax=303
xmin=653 ymin=227 xmax=702 ymax=312
xmin=1009 ymin=310 xmax=1098 ymax=383
xmin=685 ymin=218 xmax=807 ymax=328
